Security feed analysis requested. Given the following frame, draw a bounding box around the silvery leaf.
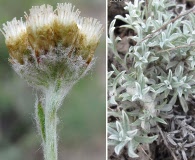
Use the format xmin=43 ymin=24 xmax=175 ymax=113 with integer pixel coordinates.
xmin=108 ymin=139 xmax=119 ymax=146
xmin=108 ymin=126 xmax=118 ymax=135
xmin=134 ymin=135 xmax=158 ymax=144
xmin=153 ymin=117 xmax=167 ymax=124
xmin=109 ymin=95 xmax=117 ymax=105
xmin=116 ymin=121 xmax=123 ymax=132
xmin=114 ymin=141 xmax=128 ymax=155
xmin=149 ymin=56 xmax=159 ymax=62
xmin=175 ymin=64 xmax=183 ymax=77
xmin=127 ymin=141 xmax=139 ymax=158
xmin=166 ymin=61 xmax=178 ymax=70
xmin=109 ymin=134 xmax=119 ymax=141
xmin=108 ymin=71 xmax=114 ymax=79
xmin=126 ymin=129 xmax=138 ymax=138
xmin=122 ymin=110 xmax=130 ymax=131
xmin=179 ymin=96 xmax=188 ymax=113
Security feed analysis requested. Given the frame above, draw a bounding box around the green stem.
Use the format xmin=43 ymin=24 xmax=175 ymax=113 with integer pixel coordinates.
xmin=44 ymin=88 xmax=59 ymax=160
xmin=36 ymin=83 xmax=73 ymax=160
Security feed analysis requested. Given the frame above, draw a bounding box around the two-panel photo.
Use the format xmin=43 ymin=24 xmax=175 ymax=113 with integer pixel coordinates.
xmin=0 ymin=0 xmax=194 ymax=160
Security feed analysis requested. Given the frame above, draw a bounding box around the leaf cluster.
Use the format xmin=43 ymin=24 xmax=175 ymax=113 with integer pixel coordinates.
xmin=108 ymin=0 xmax=195 ymax=159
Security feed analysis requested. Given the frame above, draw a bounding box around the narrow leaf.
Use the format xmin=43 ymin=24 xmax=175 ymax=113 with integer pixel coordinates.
xmin=127 ymin=142 xmax=139 ymax=158
xmin=37 ymin=101 xmax=46 ymax=141
xmin=154 ymin=117 xmax=167 ymax=125
xmin=179 ymin=96 xmax=189 ymax=113
xmin=134 ymin=135 xmax=158 ymax=144
xmin=114 ymin=141 xmax=128 ymax=155
xmin=108 ymin=126 xmax=118 ymax=135
xmin=122 ymin=110 xmax=130 ymax=131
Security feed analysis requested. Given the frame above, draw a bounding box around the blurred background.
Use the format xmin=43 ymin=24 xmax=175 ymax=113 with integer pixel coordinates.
xmin=0 ymin=0 xmax=106 ymax=160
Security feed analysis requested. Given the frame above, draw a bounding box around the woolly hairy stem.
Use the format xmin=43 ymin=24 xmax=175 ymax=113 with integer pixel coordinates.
xmin=158 ymin=43 xmax=195 ymax=53
xmin=43 ymin=87 xmax=61 ymax=160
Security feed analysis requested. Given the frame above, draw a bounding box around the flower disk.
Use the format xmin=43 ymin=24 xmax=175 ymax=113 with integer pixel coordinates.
xmin=1 ymin=3 xmax=103 ymax=91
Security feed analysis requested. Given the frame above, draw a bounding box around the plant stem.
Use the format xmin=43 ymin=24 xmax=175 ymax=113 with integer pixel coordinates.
xmin=158 ymin=43 xmax=195 ymax=53
xmin=44 ymin=87 xmax=60 ymax=160
xmin=45 ymin=106 xmax=57 ymax=160
xmin=35 ymin=83 xmax=72 ymax=160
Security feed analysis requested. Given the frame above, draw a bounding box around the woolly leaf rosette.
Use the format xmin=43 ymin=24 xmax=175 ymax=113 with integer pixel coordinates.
xmin=1 ymin=3 xmax=103 ymax=94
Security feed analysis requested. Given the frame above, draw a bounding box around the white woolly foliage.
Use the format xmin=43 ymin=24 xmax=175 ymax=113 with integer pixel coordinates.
xmin=108 ymin=0 xmax=195 ymax=159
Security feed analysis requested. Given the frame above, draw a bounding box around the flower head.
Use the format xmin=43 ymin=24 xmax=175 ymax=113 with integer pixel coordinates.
xmin=1 ymin=18 xmax=28 ymax=63
xmin=54 ymin=3 xmax=80 ymax=48
xmin=1 ymin=3 xmax=103 ymax=92
xmin=25 ymin=4 xmax=55 ymax=55
xmin=76 ymin=17 xmax=103 ymax=63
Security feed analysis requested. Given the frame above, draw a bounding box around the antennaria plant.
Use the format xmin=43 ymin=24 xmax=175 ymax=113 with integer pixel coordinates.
xmin=108 ymin=0 xmax=195 ymax=159
xmin=1 ymin=3 xmax=103 ymax=160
